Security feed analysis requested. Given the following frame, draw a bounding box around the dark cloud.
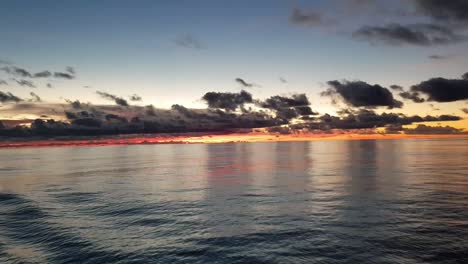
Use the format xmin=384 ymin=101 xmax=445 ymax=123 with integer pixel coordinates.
xmin=202 ymin=90 xmax=253 ymax=111
xmin=0 ymin=101 xmax=463 ymax=138
xmin=1 ymin=66 xmax=32 ymax=78
xmin=105 ymin=113 xmax=127 ymax=123
xmin=0 ymin=82 xmax=465 ymax=139
xmin=33 ymin=71 xmax=52 ymax=78
xmin=0 ymin=80 xmax=7 ymax=86
xmin=145 ymin=105 xmax=156 ymax=116
xmin=399 ymin=91 xmax=425 ymax=103
xmin=1 ymin=65 xmax=76 ymax=80
xmin=65 ymin=99 xmax=83 ymax=109
xmin=410 ymin=73 xmax=468 ymax=102
xmin=415 ymin=0 xmax=468 ymax=25
xmin=71 ymin=118 xmax=102 ymax=127
xmin=129 ymin=94 xmax=142 ymax=101
xmin=461 ymin=108 xmax=468 ymax=114
xmin=96 ymin=91 xmax=129 ymax=106
xmin=322 ymin=80 xmax=403 ymax=109
xmin=54 ymin=72 xmax=75 ymax=79
xmin=64 ymin=111 xmax=78 ymax=119
xmin=47 ymin=83 xmax=53 ymax=88
xmin=390 ymin=85 xmax=404 ymax=91
xmin=295 ymin=106 xmax=318 ymax=116
xmin=0 ymin=91 xmax=22 ymax=103
xmin=235 ymin=78 xmax=255 ymax=88
xmin=384 ymin=124 xmax=403 ymax=134
xmin=295 ymin=109 xmax=461 ymax=131
xmin=13 ymin=79 xmax=36 ymax=88
xmin=353 ymin=23 xmax=464 ymax=46
xmin=65 ymin=110 xmax=94 ymax=120
xmin=403 ymin=124 xmax=467 ymax=135
xmin=29 ymin=92 xmax=41 ymax=102
xmin=260 ymin=94 xmax=310 ymax=109
xmin=289 ymin=8 xmax=326 ymax=27
xmin=174 ymin=34 xmax=204 ymax=49
xmin=171 ymin=104 xmax=202 ymax=119
xmin=256 ymin=94 xmax=312 ymax=121
xmin=279 ymin=77 xmax=288 ymax=83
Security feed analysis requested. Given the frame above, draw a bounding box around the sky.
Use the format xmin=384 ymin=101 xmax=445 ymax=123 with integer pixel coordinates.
xmin=0 ymin=0 xmax=468 ymax=138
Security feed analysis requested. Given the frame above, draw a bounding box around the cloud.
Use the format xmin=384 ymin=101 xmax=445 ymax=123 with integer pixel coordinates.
xmin=65 ymin=99 xmax=84 ymax=109
xmin=235 ymin=78 xmax=256 ymax=88
xmin=0 ymin=99 xmax=463 ymax=138
xmin=0 ymin=82 xmax=465 ymax=139
xmin=322 ymin=80 xmax=403 ymax=108
xmin=129 ymin=94 xmax=142 ymax=101
xmin=461 ymin=108 xmax=468 ymax=114
xmin=295 ymin=106 xmax=318 ymax=116
xmin=105 ymin=113 xmax=127 ymax=123
xmin=399 ymin=91 xmax=425 ymax=103
xmin=0 ymin=80 xmax=7 ymax=86
xmin=1 ymin=66 xmax=32 ymax=78
xmin=256 ymin=94 xmax=314 ymax=121
xmin=289 ymin=8 xmax=326 ymax=27
xmin=0 ymin=91 xmax=22 ymax=103
xmin=54 ymin=72 xmax=75 ymax=79
xmin=403 ymin=124 xmax=467 ymax=135
xmin=174 ymin=34 xmax=204 ymax=49
xmin=279 ymin=77 xmax=288 ymax=83
xmin=202 ymin=90 xmax=253 ymax=111
xmin=171 ymin=104 xmax=201 ymax=118
xmin=71 ymin=118 xmax=102 ymax=127
xmin=96 ymin=91 xmax=129 ymax=106
xmin=47 ymin=83 xmax=53 ymax=88
xmin=410 ymin=73 xmax=468 ymax=102
xmin=13 ymin=79 xmax=36 ymax=88
xmin=352 ymin=23 xmax=464 ymax=46
xmin=145 ymin=104 xmax=156 ymax=116
xmin=29 ymin=92 xmax=41 ymax=102
xmin=390 ymin=85 xmax=404 ymax=91
xmin=415 ymin=0 xmax=468 ymax=25
xmin=1 ymin=65 xmax=76 ymax=81
xmin=296 ymin=109 xmax=461 ymax=130
xmin=33 ymin=71 xmax=52 ymax=78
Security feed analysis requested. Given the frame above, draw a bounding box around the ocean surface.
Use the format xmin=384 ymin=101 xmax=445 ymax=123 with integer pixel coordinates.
xmin=1 ymin=138 xmax=468 ymax=264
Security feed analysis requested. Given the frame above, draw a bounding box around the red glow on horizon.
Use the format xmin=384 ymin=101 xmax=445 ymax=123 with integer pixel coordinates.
xmin=0 ymin=132 xmax=467 ymax=149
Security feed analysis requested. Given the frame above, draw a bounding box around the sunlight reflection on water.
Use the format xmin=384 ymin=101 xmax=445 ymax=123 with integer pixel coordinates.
xmin=1 ymin=138 xmax=468 ymax=263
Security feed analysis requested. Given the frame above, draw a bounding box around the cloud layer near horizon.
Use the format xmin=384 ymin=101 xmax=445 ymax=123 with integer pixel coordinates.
xmin=0 ymin=75 xmax=466 ymax=138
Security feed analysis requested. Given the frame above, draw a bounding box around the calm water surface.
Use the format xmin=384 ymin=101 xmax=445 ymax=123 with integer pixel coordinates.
xmin=1 ymin=139 xmax=468 ymax=263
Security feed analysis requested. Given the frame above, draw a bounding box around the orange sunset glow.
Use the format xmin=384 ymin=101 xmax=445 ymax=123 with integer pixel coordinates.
xmin=1 ymin=132 xmax=467 ymax=148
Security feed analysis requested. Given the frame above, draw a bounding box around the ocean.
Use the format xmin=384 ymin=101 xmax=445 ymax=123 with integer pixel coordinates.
xmin=1 ymin=138 xmax=468 ymax=263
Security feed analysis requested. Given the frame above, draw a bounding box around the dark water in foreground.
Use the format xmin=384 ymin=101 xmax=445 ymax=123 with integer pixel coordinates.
xmin=1 ymin=139 xmax=468 ymax=264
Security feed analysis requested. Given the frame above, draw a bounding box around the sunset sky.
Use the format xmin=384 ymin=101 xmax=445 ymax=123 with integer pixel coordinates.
xmin=1 ymin=0 xmax=468 ymax=138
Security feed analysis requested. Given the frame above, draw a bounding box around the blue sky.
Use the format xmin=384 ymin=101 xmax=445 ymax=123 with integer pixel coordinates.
xmin=1 ymin=0 xmax=467 ymax=117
